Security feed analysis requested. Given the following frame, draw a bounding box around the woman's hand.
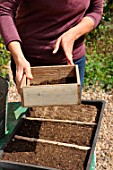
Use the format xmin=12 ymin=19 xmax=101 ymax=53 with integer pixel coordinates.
xmin=53 ymin=16 xmax=95 ymax=64
xmin=53 ymin=27 xmax=76 ymax=65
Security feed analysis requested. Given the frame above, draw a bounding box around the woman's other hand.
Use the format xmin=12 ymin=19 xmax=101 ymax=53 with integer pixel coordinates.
xmin=15 ymin=57 xmax=33 ymax=94
xmin=53 ymin=27 xmax=75 ymax=65
xmin=8 ymin=41 xmax=33 ymax=94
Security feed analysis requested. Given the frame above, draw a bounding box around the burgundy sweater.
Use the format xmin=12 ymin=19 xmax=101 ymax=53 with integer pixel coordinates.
xmin=0 ymin=0 xmax=103 ymax=66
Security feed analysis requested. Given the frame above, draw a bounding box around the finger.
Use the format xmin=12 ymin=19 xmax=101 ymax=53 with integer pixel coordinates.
xmin=25 ymin=66 xmax=33 ymax=80
xmin=15 ymin=79 xmax=21 ymax=95
xmin=67 ymin=57 xmax=74 ymax=65
xmin=66 ymin=53 xmax=74 ymax=65
xmin=53 ymin=37 xmax=61 ymax=54
xmin=16 ymin=85 xmax=21 ymax=95
xmin=16 ymin=70 xmax=23 ymax=85
xmin=15 ymin=71 xmax=23 ymax=94
xmin=67 ymin=56 xmax=74 ymax=65
xmin=63 ymin=45 xmax=74 ymax=65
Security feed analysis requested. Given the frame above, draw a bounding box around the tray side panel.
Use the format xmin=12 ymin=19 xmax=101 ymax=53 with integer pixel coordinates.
xmin=30 ymin=65 xmax=77 ymax=85
xmin=22 ymin=84 xmax=80 ymax=107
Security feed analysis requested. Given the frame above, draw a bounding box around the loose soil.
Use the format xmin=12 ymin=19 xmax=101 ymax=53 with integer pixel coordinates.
xmin=2 ymin=104 xmax=97 ymax=170
xmin=3 ymin=141 xmax=88 ymax=170
xmin=31 ymin=77 xmax=76 ymax=86
xmin=28 ymin=104 xmax=97 ymax=122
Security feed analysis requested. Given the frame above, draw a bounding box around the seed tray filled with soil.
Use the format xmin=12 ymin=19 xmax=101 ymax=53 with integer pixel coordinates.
xmin=0 ymin=100 xmax=105 ymax=170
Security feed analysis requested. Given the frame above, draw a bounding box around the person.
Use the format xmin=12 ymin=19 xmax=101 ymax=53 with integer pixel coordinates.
xmin=0 ymin=0 xmax=103 ymax=93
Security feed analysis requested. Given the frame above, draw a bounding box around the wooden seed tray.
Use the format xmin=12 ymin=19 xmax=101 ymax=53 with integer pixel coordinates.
xmin=20 ymin=65 xmax=81 ymax=107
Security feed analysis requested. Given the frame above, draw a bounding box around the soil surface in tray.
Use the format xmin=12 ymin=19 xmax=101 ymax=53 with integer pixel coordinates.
xmin=2 ymin=104 xmax=97 ymax=170
xmin=28 ymin=104 xmax=97 ymax=122
xmin=3 ymin=141 xmax=88 ymax=170
xmin=31 ymin=77 xmax=76 ymax=86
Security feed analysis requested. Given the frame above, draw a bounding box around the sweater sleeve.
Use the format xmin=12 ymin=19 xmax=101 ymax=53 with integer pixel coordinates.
xmin=85 ymin=0 xmax=104 ymax=28
xmin=0 ymin=0 xmax=21 ymax=46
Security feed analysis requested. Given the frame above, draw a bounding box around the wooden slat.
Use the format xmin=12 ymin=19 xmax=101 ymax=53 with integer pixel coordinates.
xmin=25 ymin=117 xmax=97 ymax=126
xmin=22 ymin=84 xmax=80 ymax=107
xmin=14 ymin=135 xmax=91 ymax=151
xmin=75 ymin=65 xmax=81 ymax=103
xmin=75 ymin=65 xmax=80 ymax=85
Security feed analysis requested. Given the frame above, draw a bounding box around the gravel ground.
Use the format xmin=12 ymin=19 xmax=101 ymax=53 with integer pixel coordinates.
xmin=82 ymin=88 xmax=113 ymax=170
xmin=8 ymin=71 xmax=113 ymax=170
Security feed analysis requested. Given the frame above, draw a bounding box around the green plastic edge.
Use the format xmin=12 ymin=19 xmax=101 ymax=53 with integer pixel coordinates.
xmin=90 ymin=150 xmax=96 ymax=170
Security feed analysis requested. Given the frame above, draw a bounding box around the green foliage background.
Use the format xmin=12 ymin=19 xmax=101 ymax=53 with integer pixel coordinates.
xmin=84 ymin=1 xmax=113 ymax=91
xmin=0 ymin=36 xmax=10 ymax=77
xmin=0 ymin=1 xmax=113 ymax=91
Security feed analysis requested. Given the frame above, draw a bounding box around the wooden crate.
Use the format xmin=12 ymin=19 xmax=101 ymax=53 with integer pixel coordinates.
xmin=21 ymin=65 xmax=81 ymax=107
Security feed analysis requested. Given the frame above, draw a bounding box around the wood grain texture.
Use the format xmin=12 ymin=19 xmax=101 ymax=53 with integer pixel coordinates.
xmin=30 ymin=65 xmax=78 ymax=84
xmin=22 ymin=84 xmax=80 ymax=107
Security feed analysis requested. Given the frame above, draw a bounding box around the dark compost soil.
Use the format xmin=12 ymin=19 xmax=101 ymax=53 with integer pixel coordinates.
xmin=31 ymin=77 xmax=76 ymax=86
xmin=2 ymin=104 xmax=97 ymax=170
